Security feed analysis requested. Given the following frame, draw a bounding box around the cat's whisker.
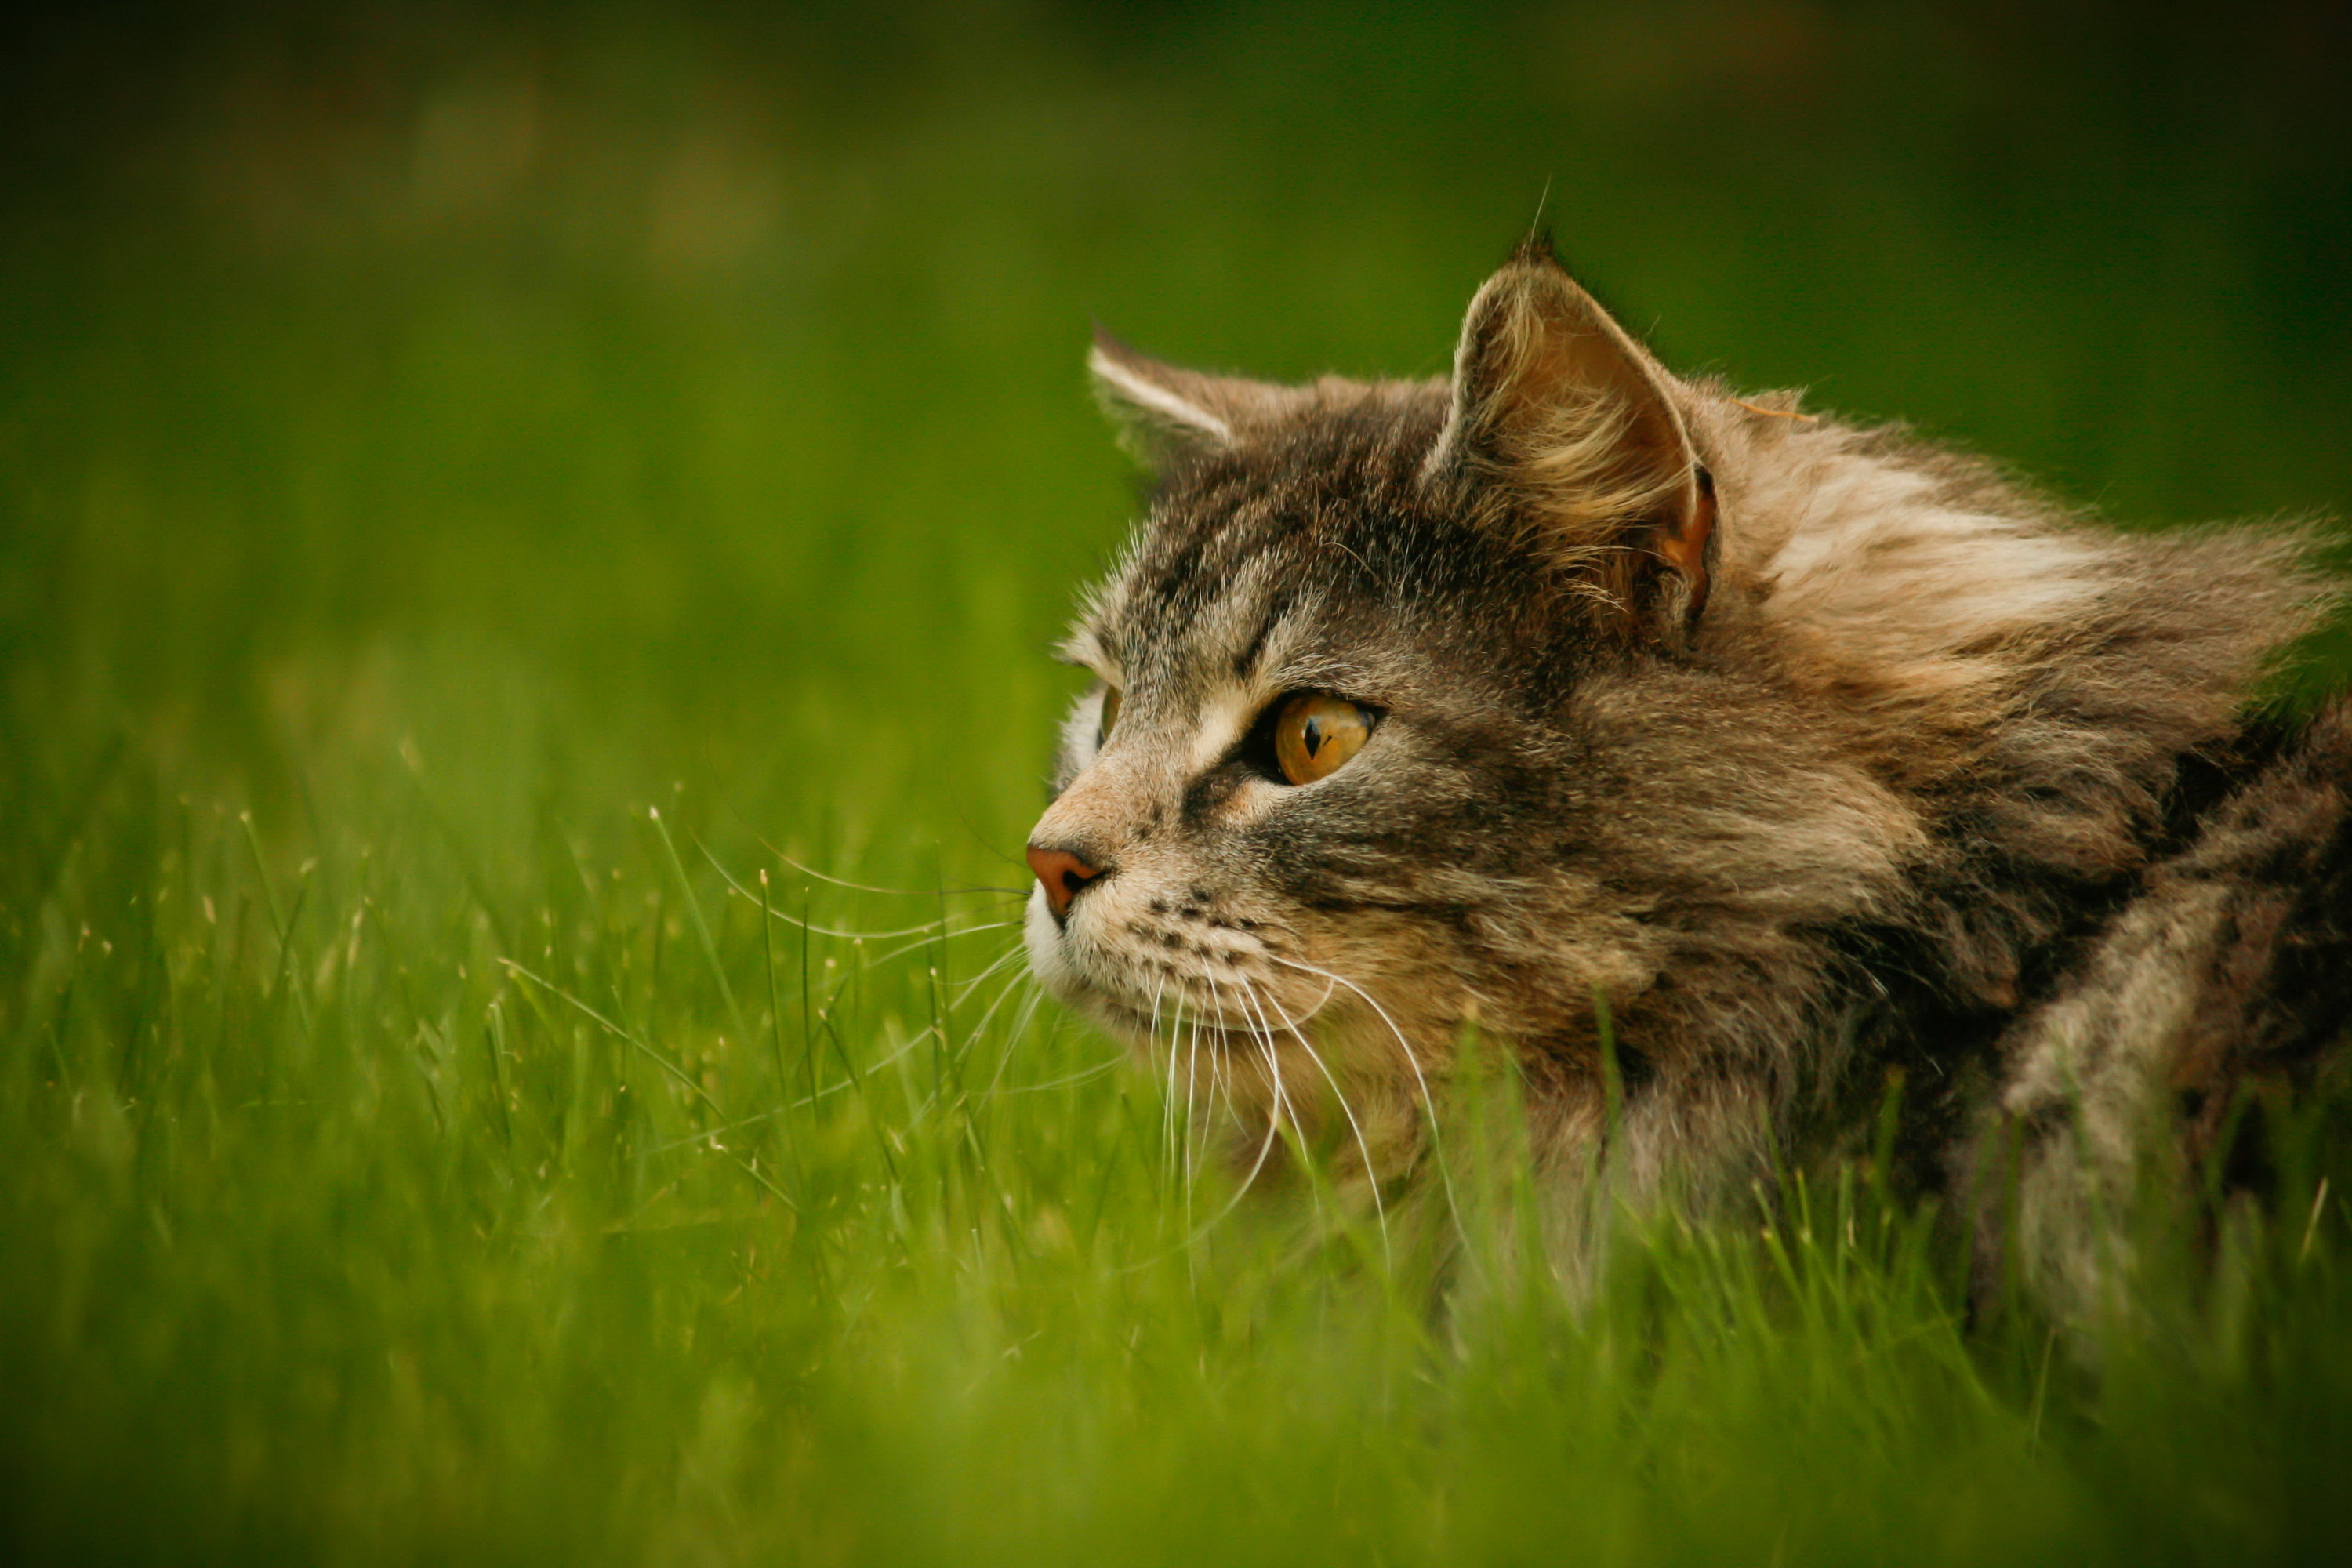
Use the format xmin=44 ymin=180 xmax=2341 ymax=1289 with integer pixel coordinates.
xmin=1184 ymin=985 xmax=1225 ymax=1247
xmin=1214 ymin=970 xmax=1293 ymax=1163
xmin=1267 ymin=953 xmax=1465 ymax=1243
xmin=1254 ymin=1012 xmax=1311 ymax=1225
xmin=733 ymin=898 xmax=960 ymax=942
xmin=1207 ymin=1008 xmax=1233 ymax=1149
xmin=1163 ymin=992 xmax=1188 ymax=1186
xmin=1139 ymin=970 xmax=1168 ymax=1061
xmin=1120 ymin=969 xmax=1165 ymax=1128
xmin=753 ymin=838 xmax=1028 ymax=899
xmin=969 ymin=974 xmax=1024 ymax=1099
xmin=767 ymin=899 xmax=1005 ymax=947
xmin=702 ymin=844 xmax=1008 ymax=942
xmin=1184 ymin=985 xmax=1204 ymax=1206
xmin=1277 ymin=968 xmax=1341 ymax=1024
xmin=991 ymin=1054 xmax=1125 ymax=1094
xmin=1229 ymin=978 xmax=1323 ymax=1229
xmin=1185 ymin=973 xmax=1242 ymax=1194
xmin=1200 ymin=972 xmax=1247 ymax=1125
xmin=999 ymin=984 xmax=1050 ymax=1087
xmin=970 ymin=964 xmax=1038 ymax=1094
xmin=1254 ymin=978 xmax=1391 ymax=1265
xmin=796 ymin=928 xmax=1027 ymax=1123
xmin=951 ymin=941 xmax=1030 ymax=1008
xmin=965 ymin=946 xmax=1031 ymax=1029
xmin=860 ymin=922 xmax=1019 ymax=968
xmin=1163 ymin=980 xmax=1292 ymax=1252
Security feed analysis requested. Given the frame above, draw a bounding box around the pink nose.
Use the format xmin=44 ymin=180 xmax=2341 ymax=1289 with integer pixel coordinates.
xmin=1026 ymin=844 xmax=1106 ymax=921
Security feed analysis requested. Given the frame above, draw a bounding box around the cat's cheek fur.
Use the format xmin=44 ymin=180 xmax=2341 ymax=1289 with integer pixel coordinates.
xmin=1022 ymin=889 xmax=1079 ymax=1005
xmin=1024 ymin=892 xmax=1171 ymax=1051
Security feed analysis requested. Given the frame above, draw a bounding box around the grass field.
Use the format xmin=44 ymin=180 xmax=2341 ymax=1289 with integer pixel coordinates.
xmin=5 ymin=3 xmax=2352 ymax=1560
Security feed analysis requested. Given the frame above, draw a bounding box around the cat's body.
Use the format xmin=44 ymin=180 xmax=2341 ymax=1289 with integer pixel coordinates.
xmin=1021 ymin=236 xmax=2350 ymax=1319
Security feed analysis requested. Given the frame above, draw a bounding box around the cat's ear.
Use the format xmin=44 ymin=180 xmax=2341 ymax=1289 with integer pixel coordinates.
xmin=1426 ymin=234 xmax=1714 ymax=634
xmin=1087 ymin=328 xmax=1305 ymax=461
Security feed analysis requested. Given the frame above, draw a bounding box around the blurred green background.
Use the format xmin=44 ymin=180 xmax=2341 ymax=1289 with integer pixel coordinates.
xmin=4 ymin=2 xmax=2350 ymax=1561
xmin=8 ymin=0 xmax=2348 ymax=837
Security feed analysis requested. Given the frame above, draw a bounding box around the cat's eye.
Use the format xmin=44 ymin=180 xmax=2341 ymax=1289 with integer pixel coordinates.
xmin=1272 ymin=693 xmax=1374 ymax=785
xmin=1097 ymin=686 xmax=1122 ymax=747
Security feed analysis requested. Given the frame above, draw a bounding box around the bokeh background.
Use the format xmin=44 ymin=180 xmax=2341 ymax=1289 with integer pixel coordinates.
xmin=9 ymin=0 xmax=2350 ymax=848
xmin=5 ymin=2 xmax=2351 ymax=1561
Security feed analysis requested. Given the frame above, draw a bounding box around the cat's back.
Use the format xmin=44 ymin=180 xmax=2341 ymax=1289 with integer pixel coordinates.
xmin=1975 ymin=697 xmax=2352 ymax=1312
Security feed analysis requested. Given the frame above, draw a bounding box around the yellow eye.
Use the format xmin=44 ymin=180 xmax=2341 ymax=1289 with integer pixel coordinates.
xmin=1273 ymin=692 xmax=1374 ymax=785
xmin=1097 ymin=686 xmax=1121 ymax=747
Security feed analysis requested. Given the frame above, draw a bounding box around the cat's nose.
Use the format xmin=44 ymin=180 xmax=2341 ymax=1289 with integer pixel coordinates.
xmin=1026 ymin=842 xmax=1109 ymax=923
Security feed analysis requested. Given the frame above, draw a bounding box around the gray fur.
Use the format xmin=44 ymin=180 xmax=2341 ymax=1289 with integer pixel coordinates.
xmin=1024 ymin=237 xmax=2349 ymax=1320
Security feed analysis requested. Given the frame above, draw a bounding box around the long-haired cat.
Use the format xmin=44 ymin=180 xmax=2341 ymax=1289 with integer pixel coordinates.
xmin=1021 ymin=233 xmax=2350 ymax=1320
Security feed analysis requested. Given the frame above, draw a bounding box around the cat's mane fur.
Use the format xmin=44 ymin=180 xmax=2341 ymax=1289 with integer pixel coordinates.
xmin=1030 ymin=236 xmax=2351 ymax=1320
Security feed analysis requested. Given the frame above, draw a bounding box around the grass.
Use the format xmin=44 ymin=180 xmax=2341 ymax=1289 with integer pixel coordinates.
xmin=5 ymin=2 xmax=2352 ymax=1560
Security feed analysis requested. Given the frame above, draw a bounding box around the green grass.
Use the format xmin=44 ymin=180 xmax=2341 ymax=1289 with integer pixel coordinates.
xmin=5 ymin=3 xmax=2352 ymax=1560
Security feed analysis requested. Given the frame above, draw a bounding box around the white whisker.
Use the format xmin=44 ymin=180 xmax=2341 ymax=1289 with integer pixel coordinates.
xmin=1160 ymin=969 xmax=1284 ymax=1250
xmin=952 ymin=941 xmax=1031 ymax=1007
xmin=1184 ymin=981 xmax=1207 ymax=1200
xmin=751 ymin=835 xmax=1025 ymax=898
xmin=701 ymin=848 xmax=985 ymax=941
xmin=1001 ymin=985 xmax=1048 ymax=1075
xmin=973 ymin=967 xmax=1039 ymax=1097
xmin=1163 ymin=993 xmax=1188 ymax=1185
xmin=1207 ymin=1010 xmax=1233 ymax=1153
xmin=1070 ymin=966 xmax=1160 ymax=1116
xmin=1255 ymin=978 xmax=1391 ymax=1265
xmin=992 ymin=1055 xmax=1125 ymax=1094
xmin=1230 ymin=976 xmax=1318 ymax=1225
xmin=1266 ymin=953 xmax=1465 ymax=1245
xmin=862 ymin=921 xmax=1019 ymax=967
xmin=966 ymin=952 xmax=1031 ymax=1039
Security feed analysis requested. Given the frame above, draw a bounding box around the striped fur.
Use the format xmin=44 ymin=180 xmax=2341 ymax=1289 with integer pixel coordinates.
xmin=1024 ymin=235 xmax=2347 ymax=1320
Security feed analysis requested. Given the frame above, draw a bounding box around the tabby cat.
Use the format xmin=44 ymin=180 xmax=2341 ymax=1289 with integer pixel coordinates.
xmin=1020 ymin=234 xmax=2351 ymax=1319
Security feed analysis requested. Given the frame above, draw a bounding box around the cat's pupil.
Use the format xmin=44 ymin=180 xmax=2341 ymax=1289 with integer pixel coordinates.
xmin=1303 ymin=717 xmax=1323 ymax=757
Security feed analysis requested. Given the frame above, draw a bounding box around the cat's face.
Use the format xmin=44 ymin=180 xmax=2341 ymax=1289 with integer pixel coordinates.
xmin=1025 ymin=404 xmax=1573 ymax=1098
xmin=1022 ymin=238 xmax=1727 ymax=1127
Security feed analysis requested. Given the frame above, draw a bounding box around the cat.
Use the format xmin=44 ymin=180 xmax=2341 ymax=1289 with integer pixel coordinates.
xmin=1019 ymin=232 xmax=2352 ymax=1323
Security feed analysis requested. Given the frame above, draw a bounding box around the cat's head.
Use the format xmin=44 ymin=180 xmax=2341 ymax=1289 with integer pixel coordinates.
xmin=1019 ymin=234 xmax=2325 ymax=1171
xmin=1019 ymin=235 xmax=1831 ymax=1132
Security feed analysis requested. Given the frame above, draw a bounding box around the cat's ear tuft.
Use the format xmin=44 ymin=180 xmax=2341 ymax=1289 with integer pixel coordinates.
xmin=1425 ymin=240 xmax=1712 ymax=637
xmin=1088 ymin=327 xmax=1301 ymax=463
xmin=1507 ymin=225 xmax=1560 ymax=270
